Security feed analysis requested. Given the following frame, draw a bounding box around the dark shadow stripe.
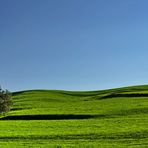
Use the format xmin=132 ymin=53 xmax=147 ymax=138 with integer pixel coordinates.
xmin=0 ymin=114 xmax=97 ymax=120
xmin=11 ymin=108 xmax=24 ymax=111
xmin=101 ymin=93 xmax=148 ymax=99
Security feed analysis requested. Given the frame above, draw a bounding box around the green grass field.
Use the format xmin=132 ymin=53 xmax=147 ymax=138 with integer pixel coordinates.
xmin=0 ymin=85 xmax=148 ymax=147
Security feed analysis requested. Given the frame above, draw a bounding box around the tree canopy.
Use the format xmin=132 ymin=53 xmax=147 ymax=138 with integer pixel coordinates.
xmin=0 ymin=87 xmax=12 ymax=115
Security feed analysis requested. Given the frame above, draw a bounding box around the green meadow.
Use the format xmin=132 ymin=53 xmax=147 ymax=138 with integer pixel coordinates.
xmin=0 ymin=85 xmax=148 ymax=147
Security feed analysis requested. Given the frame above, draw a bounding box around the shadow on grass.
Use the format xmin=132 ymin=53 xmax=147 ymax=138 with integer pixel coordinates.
xmin=0 ymin=114 xmax=101 ymax=120
xmin=11 ymin=108 xmax=24 ymax=111
xmin=100 ymin=93 xmax=148 ymax=99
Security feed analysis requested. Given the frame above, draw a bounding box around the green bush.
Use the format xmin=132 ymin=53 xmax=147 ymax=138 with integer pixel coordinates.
xmin=0 ymin=87 xmax=12 ymax=115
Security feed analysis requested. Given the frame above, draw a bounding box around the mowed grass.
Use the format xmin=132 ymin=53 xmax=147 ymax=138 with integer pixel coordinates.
xmin=0 ymin=85 xmax=148 ymax=147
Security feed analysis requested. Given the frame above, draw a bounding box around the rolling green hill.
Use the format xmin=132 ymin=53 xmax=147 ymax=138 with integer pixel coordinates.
xmin=0 ymin=85 xmax=148 ymax=147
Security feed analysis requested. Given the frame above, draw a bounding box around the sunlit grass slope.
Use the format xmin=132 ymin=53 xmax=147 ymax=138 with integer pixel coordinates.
xmin=0 ymin=85 xmax=148 ymax=147
xmin=11 ymin=85 xmax=148 ymax=116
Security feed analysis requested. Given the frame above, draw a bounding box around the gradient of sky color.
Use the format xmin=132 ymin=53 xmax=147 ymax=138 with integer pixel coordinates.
xmin=1 ymin=0 xmax=148 ymax=92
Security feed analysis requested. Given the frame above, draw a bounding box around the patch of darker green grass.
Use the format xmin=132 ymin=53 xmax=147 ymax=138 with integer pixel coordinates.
xmin=0 ymin=130 xmax=148 ymax=141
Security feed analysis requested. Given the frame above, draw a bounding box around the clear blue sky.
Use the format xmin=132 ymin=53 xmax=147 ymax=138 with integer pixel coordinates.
xmin=1 ymin=0 xmax=148 ymax=92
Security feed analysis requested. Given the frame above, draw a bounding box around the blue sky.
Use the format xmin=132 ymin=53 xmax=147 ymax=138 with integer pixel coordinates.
xmin=1 ymin=0 xmax=148 ymax=91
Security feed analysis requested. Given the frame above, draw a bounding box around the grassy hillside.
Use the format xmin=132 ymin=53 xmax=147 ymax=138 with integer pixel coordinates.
xmin=0 ymin=85 xmax=148 ymax=147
